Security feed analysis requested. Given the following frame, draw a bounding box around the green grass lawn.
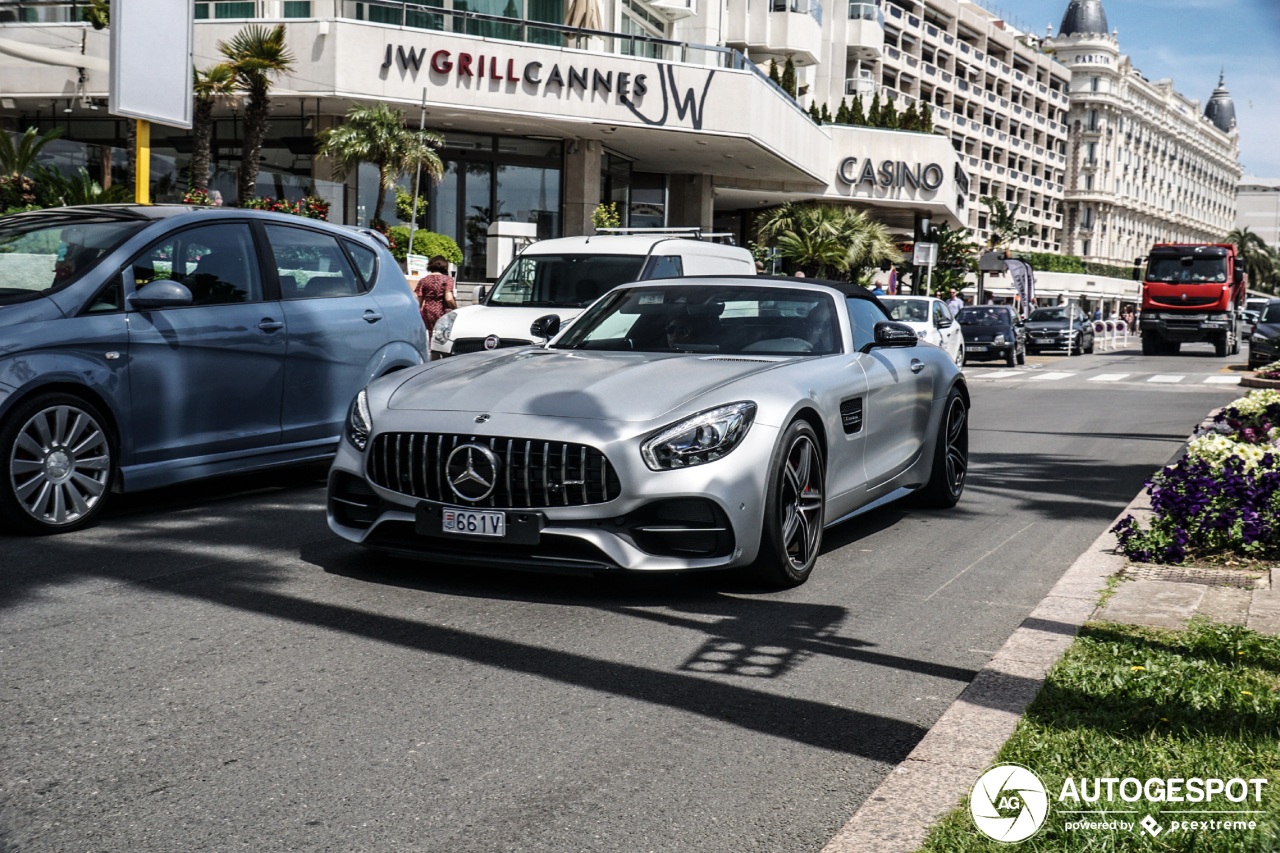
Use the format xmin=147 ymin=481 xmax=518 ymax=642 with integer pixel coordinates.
xmin=918 ymin=620 xmax=1280 ymax=851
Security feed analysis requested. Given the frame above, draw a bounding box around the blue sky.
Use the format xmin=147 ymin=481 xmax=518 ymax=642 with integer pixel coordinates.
xmin=979 ymin=0 xmax=1280 ymax=177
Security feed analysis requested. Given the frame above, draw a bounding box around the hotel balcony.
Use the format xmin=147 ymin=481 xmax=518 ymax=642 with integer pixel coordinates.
xmin=731 ymin=0 xmax=824 ymax=66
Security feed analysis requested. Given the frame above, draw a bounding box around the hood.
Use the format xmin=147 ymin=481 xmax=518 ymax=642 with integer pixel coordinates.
xmin=1026 ymin=318 xmax=1069 ymax=331
xmin=389 ymin=347 xmax=786 ymax=422
xmin=451 ymin=304 xmax=586 ymax=342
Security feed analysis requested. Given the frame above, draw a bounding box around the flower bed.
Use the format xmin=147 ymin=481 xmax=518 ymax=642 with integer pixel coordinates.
xmin=1256 ymin=359 xmax=1280 ymax=381
xmin=1112 ymin=389 xmax=1280 ymax=564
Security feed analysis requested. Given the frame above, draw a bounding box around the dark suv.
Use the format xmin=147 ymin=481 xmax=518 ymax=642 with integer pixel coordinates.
xmin=955 ymin=305 xmax=1026 ymax=366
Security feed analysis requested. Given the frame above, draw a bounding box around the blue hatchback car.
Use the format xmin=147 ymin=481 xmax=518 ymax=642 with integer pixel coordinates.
xmin=0 ymin=205 xmax=427 ymax=533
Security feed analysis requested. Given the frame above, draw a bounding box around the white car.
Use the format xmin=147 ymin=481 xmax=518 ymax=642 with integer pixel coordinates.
xmin=878 ymin=295 xmax=966 ymax=367
xmin=431 ymin=233 xmax=756 ymax=357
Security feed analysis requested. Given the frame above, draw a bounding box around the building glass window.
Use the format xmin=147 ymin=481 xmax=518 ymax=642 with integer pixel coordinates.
xmin=283 ymin=1 xmax=313 ymax=16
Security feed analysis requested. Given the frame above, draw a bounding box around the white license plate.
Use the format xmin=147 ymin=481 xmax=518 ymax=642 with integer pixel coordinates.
xmin=968 ymin=345 xmax=989 ymax=352
xmin=442 ymin=507 xmax=507 ymax=537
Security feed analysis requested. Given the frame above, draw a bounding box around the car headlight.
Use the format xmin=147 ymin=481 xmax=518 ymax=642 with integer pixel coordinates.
xmin=432 ymin=311 xmax=457 ymax=346
xmin=346 ymin=389 xmax=372 ymax=451
xmin=641 ymin=402 xmax=756 ymax=470
xmin=1252 ymin=334 xmax=1268 ymax=344
xmin=993 ymin=334 xmax=1006 ymax=345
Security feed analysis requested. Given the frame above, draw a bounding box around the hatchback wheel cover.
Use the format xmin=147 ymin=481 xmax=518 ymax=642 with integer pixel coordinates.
xmin=9 ymin=405 xmax=111 ymax=526
xmin=780 ymin=435 xmax=823 ymax=569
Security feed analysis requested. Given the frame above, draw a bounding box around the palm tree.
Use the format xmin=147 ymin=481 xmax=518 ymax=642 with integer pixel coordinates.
xmin=190 ymin=63 xmax=236 ymax=194
xmin=82 ymin=0 xmax=109 ymax=29
xmin=0 ymin=127 xmax=63 ymax=210
xmin=218 ymin=24 xmax=295 ymax=204
xmin=756 ymin=202 xmax=902 ymax=280
xmin=316 ymin=103 xmax=444 ymax=227
xmin=1226 ymin=226 xmax=1275 ymax=293
xmin=980 ymin=195 xmax=1033 ymax=249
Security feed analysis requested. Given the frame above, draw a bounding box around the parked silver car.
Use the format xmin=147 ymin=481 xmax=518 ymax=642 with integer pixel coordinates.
xmin=0 ymin=205 xmax=427 ymax=534
xmin=328 ymin=278 xmax=970 ymax=587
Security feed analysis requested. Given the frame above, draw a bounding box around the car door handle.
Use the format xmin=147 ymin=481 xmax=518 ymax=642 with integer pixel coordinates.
xmin=362 ymin=310 xmax=383 ymax=323
xmin=258 ymin=319 xmax=284 ymax=332
xmin=911 ymin=358 xmax=925 ymax=374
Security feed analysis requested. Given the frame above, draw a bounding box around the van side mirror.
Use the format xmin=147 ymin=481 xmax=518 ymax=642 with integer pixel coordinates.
xmin=530 ymin=314 xmax=561 ymax=342
xmin=475 ymin=285 xmax=488 ymax=303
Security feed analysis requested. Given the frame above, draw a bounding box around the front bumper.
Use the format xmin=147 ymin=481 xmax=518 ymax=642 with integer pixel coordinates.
xmin=961 ymin=341 xmax=1014 ymax=360
xmin=326 ymin=410 xmax=780 ymax=573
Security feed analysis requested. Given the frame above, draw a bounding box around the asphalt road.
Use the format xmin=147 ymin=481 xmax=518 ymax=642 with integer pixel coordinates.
xmin=0 ymin=343 xmax=1248 ymax=853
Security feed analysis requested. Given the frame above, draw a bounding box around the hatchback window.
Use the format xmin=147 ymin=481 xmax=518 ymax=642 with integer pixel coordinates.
xmin=1264 ymin=303 xmax=1280 ymax=323
xmin=132 ymin=223 xmax=262 ymax=305
xmin=0 ymin=215 xmax=142 ymax=303
xmin=344 ymin=240 xmax=378 ymax=287
xmin=265 ymin=225 xmax=362 ymax=299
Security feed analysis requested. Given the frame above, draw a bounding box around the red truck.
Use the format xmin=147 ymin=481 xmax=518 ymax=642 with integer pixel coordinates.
xmin=1139 ymin=243 xmax=1246 ymax=357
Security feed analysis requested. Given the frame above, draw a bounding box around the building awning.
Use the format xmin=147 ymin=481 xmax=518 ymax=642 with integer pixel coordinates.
xmin=0 ymin=36 xmax=108 ymax=72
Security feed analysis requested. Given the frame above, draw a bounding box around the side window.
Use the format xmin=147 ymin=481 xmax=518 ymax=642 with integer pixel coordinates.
xmin=933 ymin=301 xmax=949 ymax=324
xmin=644 ymin=255 xmax=683 ymax=280
xmin=344 ymin=241 xmax=378 ymax=288
xmin=846 ymin=298 xmax=888 ymax=352
xmin=265 ymin=225 xmax=361 ymax=299
xmin=129 ymin=223 xmax=262 ymax=306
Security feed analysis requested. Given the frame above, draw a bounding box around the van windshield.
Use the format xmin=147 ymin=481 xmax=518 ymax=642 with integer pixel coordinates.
xmin=487 ymin=254 xmax=646 ymax=308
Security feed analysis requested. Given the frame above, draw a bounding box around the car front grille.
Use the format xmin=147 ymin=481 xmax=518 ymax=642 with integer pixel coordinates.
xmin=367 ymin=432 xmax=622 ymax=508
xmin=451 ymin=337 xmax=532 ymax=355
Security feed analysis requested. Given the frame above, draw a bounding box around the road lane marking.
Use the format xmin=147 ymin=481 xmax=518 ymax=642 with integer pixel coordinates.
xmin=1088 ymin=373 xmax=1131 ymax=382
xmin=1030 ymin=371 xmax=1074 ymax=381
xmin=1202 ymin=375 xmax=1241 ymax=384
xmin=1147 ymin=374 xmax=1186 ymax=383
xmin=979 ymin=370 xmax=1025 ymax=379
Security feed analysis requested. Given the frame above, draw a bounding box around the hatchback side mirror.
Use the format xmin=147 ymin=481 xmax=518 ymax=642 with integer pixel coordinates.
xmin=530 ymin=314 xmax=561 ymax=342
xmin=862 ymin=321 xmax=919 ymax=353
xmin=127 ymin=279 xmax=192 ymax=310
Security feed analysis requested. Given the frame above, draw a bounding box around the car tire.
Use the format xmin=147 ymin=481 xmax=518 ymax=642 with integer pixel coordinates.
xmin=956 ymin=342 xmax=966 ymax=368
xmin=751 ymin=419 xmax=824 ymax=589
xmin=1085 ymin=336 xmax=1095 ymax=354
xmin=1005 ymin=345 xmax=1016 ymax=366
xmin=1215 ymin=332 xmax=1228 ymax=358
xmin=911 ymin=387 xmax=968 ymax=509
xmin=0 ymin=393 xmax=115 ymax=535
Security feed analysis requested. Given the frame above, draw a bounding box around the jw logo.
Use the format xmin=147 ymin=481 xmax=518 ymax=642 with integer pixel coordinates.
xmin=621 ymin=63 xmax=716 ymax=131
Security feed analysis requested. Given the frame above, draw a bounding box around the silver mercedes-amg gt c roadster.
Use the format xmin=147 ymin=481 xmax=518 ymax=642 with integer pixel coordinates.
xmin=327 ymin=277 xmax=970 ymax=587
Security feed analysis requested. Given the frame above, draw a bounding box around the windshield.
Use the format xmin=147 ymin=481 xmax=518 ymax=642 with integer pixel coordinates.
xmin=555 ymin=284 xmax=841 ymax=356
xmin=0 ymin=213 xmax=143 ymax=303
xmin=487 ymin=253 xmax=647 ymax=308
xmin=1029 ymin=307 xmax=1068 ymax=322
xmin=1146 ymin=256 xmax=1228 ymax=284
xmin=1264 ymin=303 xmax=1280 ymax=324
xmin=882 ymin=299 xmax=931 ymax=323
xmin=956 ymin=306 xmax=1013 ymax=325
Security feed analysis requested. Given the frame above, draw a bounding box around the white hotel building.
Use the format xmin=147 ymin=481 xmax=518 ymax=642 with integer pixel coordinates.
xmin=0 ymin=0 xmax=1240 ymax=277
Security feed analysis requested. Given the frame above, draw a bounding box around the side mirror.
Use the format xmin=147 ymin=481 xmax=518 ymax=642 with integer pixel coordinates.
xmin=936 ymin=316 xmax=953 ymax=329
xmin=475 ymin=285 xmax=488 ymax=303
xmin=861 ymin=321 xmax=919 ymax=353
xmin=530 ymin=313 xmax=561 ymax=342
xmin=127 ymin=279 xmax=192 ymax=310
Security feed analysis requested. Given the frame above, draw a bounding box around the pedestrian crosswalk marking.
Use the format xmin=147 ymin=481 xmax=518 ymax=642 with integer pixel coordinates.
xmin=1148 ymin=375 xmax=1186 ymax=383
xmin=1030 ymin=372 xmax=1073 ymax=381
xmin=1203 ymin=375 xmax=1242 ymax=384
xmin=981 ymin=370 xmax=1025 ymax=379
xmin=1089 ymin=374 xmax=1130 ymax=382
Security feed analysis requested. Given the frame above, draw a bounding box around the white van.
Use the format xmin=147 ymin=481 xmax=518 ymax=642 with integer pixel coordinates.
xmin=430 ymin=231 xmax=756 ymax=357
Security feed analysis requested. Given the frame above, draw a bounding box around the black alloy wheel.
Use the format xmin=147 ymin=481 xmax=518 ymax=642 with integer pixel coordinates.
xmin=0 ymin=393 xmax=115 ymax=534
xmin=912 ymin=388 xmax=968 ymax=509
xmin=752 ymin=420 xmax=825 ymax=588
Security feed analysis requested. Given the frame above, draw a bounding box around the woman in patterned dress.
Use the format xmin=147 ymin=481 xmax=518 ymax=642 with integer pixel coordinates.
xmin=414 ymin=255 xmax=456 ymax=335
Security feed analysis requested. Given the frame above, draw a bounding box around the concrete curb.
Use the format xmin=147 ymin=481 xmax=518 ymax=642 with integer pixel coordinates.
xmin=820 ymin=497 xmax=1139 ymax=853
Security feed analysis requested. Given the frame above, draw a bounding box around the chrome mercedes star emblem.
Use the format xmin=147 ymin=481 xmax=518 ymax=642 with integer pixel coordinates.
xmin=445 ymin=444 xmax=501 ymax=502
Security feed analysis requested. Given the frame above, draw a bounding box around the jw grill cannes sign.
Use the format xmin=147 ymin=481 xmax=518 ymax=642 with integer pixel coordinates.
xmin=382 ymin=44 xmax=714 ymax=130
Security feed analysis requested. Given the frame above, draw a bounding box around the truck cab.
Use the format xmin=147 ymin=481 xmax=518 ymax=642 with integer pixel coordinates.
xmin=1139 ymin=243 xmax=1244 ymax=357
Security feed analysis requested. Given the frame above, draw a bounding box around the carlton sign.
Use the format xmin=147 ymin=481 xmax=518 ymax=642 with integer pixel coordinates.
xmin=837 ymin=156 xmax=945 ymax=191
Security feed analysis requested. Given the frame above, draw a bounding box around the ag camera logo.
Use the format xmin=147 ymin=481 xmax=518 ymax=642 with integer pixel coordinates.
xmin=971 ymin=764 xmax=1050 ymax=843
